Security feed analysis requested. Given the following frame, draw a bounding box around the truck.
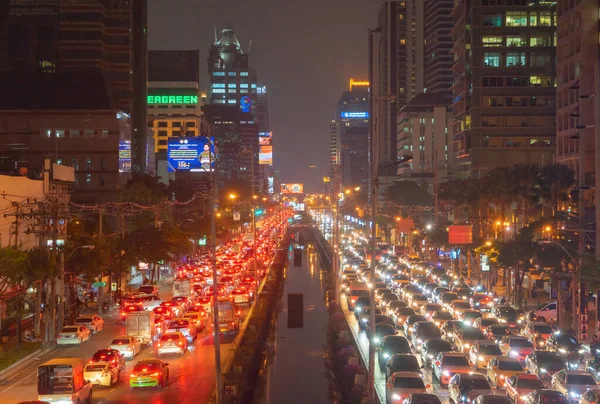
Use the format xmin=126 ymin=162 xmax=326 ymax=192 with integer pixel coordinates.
xmin=216 ymin=297 xmax=239 ymax=334
xmin=126 ymin=310 xmax=157 ymax=345
xmin=37 ymin=358 xmax=92 ymax=404
xmin=173 ymin=278 xmax=192 ymax=298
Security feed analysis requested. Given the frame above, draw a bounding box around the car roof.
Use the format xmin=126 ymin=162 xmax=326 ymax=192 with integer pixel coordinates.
xmin=477 ymin=340 xmax=499 ymax=346
xmin=390 ymin=371 xmax=422 ymax=378
xmin=442 ymin=352 xmax=467 ymax=357
xmin=496 ymin=356 xmax=520 ymax=363
xmin=459 ymin=373 xmax=487 ymax=380
xmin=137 ymin=359 xmax=161 ymax=365
xmin=564 ymin=370 xmax=593 ymax=375
xmin=516 ymin=374 xmax=541 ymax=380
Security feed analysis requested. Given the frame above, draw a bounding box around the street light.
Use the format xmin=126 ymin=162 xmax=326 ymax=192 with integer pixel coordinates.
xmin=228 ymin=193 xmax=236 ymax=200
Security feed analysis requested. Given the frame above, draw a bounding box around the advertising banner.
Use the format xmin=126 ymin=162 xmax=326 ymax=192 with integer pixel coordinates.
xmin=281 ymin=183 xmax=304 ymax=194
xmin=119 ymin=140 xmax=132 ymax=173
xmin=259 ymin=131 xmax=272 ymax=146
xmin=448 ymin=225 xmax=473 ymax=244
xmin=259 ymin=145 xmax=273 ymax=165
xmin=268 ymin=177 xmax=274 ymax=194
xmin=167 ymin=137 xmax=216 ymax=172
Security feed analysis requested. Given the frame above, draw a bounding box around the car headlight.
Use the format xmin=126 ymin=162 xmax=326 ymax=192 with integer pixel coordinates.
xmin=559 ymin=348 xmax=567 ymax=354
xmin=383 ymin=352 xmax=390 ymax=359
xmin=540 ymin=368 xmax=547 ymax=373
xmin=499 ymin=374 xmax=506 ymax=379
xmin=520 ymin=396 xmax=527 ymax=400
xmin=578 ymin=349 xmax=584 ymax=354
xmin=443 ymin=370 xmax=450 ymax=376
xmin=356 ymin=307 xmax=362 ymax=313
xmin=428 ymin=354 xmax=434 ymax=359
xmin=435 ymin=321 xmax=440 ymax=326
xmin=569 ymin=391 xmax=580 ymax=398
xmin=498 ymin=319 xmax=506 ymax=324
xmin=538 ymin=341 xmax=545 ymax=346
xmin=373 ymin=337 xmax=380 ymax=343
xmin=447 ymin=332 xmax=454 ymax=337
xmin=417 ymin=339 xmax=423 ymax=344
xmin=464 ymin=343 xmax=470 ymax=348
xmin=517 ymin=319 xmax=522 ymax=324
xmin=463 ymin=321 xmax=472 ymax=326
xmin=361 ymin=318 xmax=368 ymax=323
xmin=478 ymin=355 xmax=484 ymax=361
xmin=392 ymin=394 xmax=401 ymax=401
xmin=510 ymin=350 xmax=518 ymax=357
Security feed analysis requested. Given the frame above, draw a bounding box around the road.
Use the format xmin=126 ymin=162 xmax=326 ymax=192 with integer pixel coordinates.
xmin=0 ymin=278 xmax=240 ymax=404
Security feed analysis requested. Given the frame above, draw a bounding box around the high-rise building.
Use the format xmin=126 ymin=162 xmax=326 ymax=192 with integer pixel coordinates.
xmin=423 ymin=0 xmax=453 ymax=94
xmin=451 ymin=0 xmax=557 ymax=179
xmin=329 ymin=120 xmax=339 ymax=177
xmin=207 ymin=28 xmax=260 ymax=189
xmin=405 ymin=0 xmax=424 ymax=101
xmin=334 ymin=79 xmax=370 ymax=187
xmin=255 ymin=85 xmax=272 ymax=192
xmin=396 ymin=92 xmax=454 ymax=192
xmin=0 ymin=0 xmax=151 ymax=175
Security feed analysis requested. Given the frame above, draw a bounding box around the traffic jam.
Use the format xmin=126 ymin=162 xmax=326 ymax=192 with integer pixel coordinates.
xmin=339 ymin=234 xmax=600 ymax=404
xmin=32 ymin=214 xmax=288 ymax=403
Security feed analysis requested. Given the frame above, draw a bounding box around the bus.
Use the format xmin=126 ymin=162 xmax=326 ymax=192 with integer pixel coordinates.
xmin=37 ymin=358 xmax=92 ymax=404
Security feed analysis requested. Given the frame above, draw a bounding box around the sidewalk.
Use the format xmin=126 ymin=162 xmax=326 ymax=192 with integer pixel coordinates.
xmin=264 ymin=245 xmax=330 ymax=404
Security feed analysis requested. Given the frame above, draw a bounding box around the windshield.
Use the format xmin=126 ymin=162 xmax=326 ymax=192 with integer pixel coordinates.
xmin=464 ymin=311 xmax=482 ymax=319
xmin=460 ymin=378 xmax=490 ymax=390
xmin=557 ymin=335 xmax=579 ymax=347
xmin=393 ymin=377 xmax=425 ymax=389
xmin=75 ymin=318 xmax=91 ymax=323
xmin=384 ymin=338 xmax=409 ymax=351
xmin=434 ymin=311 xmax=453 ymax=319
xmin=490 ymin=326 xmax=510 ymax=334
xmin=539 ymin=393 xmax=568 ymax=404
xmin=85 ymin=364 xmax=106 ymax=371
xmin=390 ymin=356 xmax=419 ymax=369
xmin=498 ymin=361 xmax=524 ymax=371
xmin=61 ymin=327 xmax=78 ymax=333
xmin=510 ymin=339 xmax=533 ymax=348
xmin=443 ymin=356 xmax=469 ymax=367
xmin=536 ymin=352 xmax=565 ymax=364
xmin=134 ymin=362 xmax=158 ymax=372
xmin=111 ymin=339 xmax=130 ymax=345
xmin=462 ymin=329 xmax=485 ymax=339
xmin=479 ymin=345 xmax=502 ymax=355
xmin=568 ymin=375 xmax=596 ymax=385
xmin=533 ymin=325 xmax=554 ymax=334
xmin=517 ymin=378 xmax=545 ymax=389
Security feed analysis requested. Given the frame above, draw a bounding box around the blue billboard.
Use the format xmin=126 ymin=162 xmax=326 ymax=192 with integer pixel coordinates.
xmin=119 ymin=140 xmax=131 ymax=173
xmin=341 ymin=111 xmax=369 ymax=119
xmin=167 ymin=137 xmax=216 ymax=173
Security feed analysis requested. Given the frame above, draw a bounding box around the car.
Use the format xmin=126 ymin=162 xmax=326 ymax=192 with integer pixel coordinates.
xmin=461 ymin=309 xmax=483 ymax=327
xmin=430 ymin=310 xmax=453 ymax=327
xmin=57 ymin=325 xmax=91 ymax=345
xmin=421 ymin=339 xmax=453 ymax=368
xmin=129 ymin=359 xmax=169 ymax=389
xmin=121 ymin=303 xmax=144 ymax=321
xmin=160 ymin=301 xmax=183 ymax=317
xmin=473 ymin=395 xmax=512 ymax=404
xmin=409 ymin=294 xmax=429 ymax=310
xmin=454 ymin=327 xmax=486 ymax=353
xmin=523 ymin=322 xmax=555 ymax=350
xmin=546 ymin=334 xmax=584 ymax=368
xmin=90 ymin=349 xmax=125 ymax=371
xmin=420 ymin=303 xmax=443 ymax=319
xmin=469 ymin=340 xmax=503 ymax=369
xmin=494 ymin=306 xmax=521 ymax=330
xmin=523 ymin=390 xmax=569 ymax=404
xmin=358 ymin=306 xmax=379 ymax=330
xmin=394 ymin=307 xmax=417 ymax=328
xmin=387 ymin=300 xmax=408 ymax=317
xmin=473 ymin=317 xmax=499 ymax=333
xmin=499 ymin=336 xmax=534 ymax=362
xmin=74 ymin=315 xmax=104 ymax=334
xmin=84 ymin=362 xmax=120 ymax=387
xmin=386 ymin=372 xmax=429 ymax=404
xmin=448 ymin=373 xmax=493 ymax=404
xmin=440 ymin=292 xmax=460 ymax=309
xmin=485 ymin=325 xmax=512 ymax=343
xmin=372 ymin=323 xmax=397 ymax=345
xmin=404 ymin=315 xmax=427 ymax=337
xmin=153 ymin=305 xmax=174 ymax=320
xmin=109 ymin=336 xmax=141 ymax=359
xmin=183 ymin=311 xmax=207 ymax=331
xmin=525 ymin=351 xmax=568 ymax=379
xmin=449 ymin=299 xmax=472 ymax=317
xmin=381 ymin=293 xmax=400 ymax=308
xmin=533 ymin=301 xmax=558 ymax=323
xmin=453 ymin=287 xmax=473 ymax=301
xmin=471 ymin=294 xmax=494 ymax=312
xmin=379 ymin=336 xmax=412 ymax=370
xmin=432 ymin=352 xmax=472 ymax=386
xmin=166 ymin=318 xmax=198 ymax=342
xmin=354 ymin=296 xmax=372 ymax=316
xmin=403 ymin=393 xmax=441 ymax=404
xmin=580 ymin=389 xmax=600 ymax=404
xmin=585 ymin=358 xmax=600 ymax=382
xmin=441 ymin=320 xmax=467 ymax=345
xmin=486 ymin=356 xmax=525 ymax=388
xmin=411 ymin=321 xmax=441 ymax=351
xmin=385 ymin=354 xmax=421 ymax=379
xmin=157 ymin=332 xmax=188 ymax=356
xmin=172 ymin=296 xmax=191 ymax=309
xmin=551 ymin=370 xmax=598 ymax=402
xmin=505 ymin=374 xmax=545 ymax=404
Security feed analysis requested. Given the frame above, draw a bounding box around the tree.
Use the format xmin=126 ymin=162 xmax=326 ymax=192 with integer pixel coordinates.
xmin=0 ymin=247 xmax=30 ymax=301
xmin=510 ymin=164 xmax=542 ymax=225
xmin=498 ymin=239 xmax=535 ymax=308
xmin=538 ymin=164 xmax=575 ymax=219
xmin=386 ymin=181 xmax=432 ymax=208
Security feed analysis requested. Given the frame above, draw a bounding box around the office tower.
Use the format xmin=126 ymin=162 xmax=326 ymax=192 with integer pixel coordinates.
xmin=130 ymin=0 xmax=149 ymax=174
xmin=423 ymin=0 xmax=453 ymax=94
xmin=329 ymin=120 xmax=339 ymax=178
xmin=396 ymin=92 xmax=454 ymax=192
xmin=405 ymin=0 xmax=424 ymax=101
xmin=335 ymin=79 xmax=370 ymax=187
xmin=207 ymin=28 xmax=259 ymax=188
xmin=451 ymin=1 xmax=557 ymax=179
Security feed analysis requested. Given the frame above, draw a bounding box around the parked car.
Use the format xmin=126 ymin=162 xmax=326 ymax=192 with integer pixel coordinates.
xmin=74 ymin=315 xmax=104 ymax=334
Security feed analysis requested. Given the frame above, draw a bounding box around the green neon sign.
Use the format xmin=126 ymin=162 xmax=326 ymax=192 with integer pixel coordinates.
xmin=147 ymin=95 xmax=198 ymax=105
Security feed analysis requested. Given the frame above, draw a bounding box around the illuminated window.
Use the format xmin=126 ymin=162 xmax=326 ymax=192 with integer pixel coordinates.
xmin=530 ymin=76 xmax=542 ymax=85
xmin=100 ymin=129 xmax=108 ymax=138
xmin=212 ymin=72 xmax=225 ymax=76
xmin=212 ymin=83 xmax=225 ymax=88
xmin=506 ymin=36 xmax=525 ymax=46
xmin=399 ymin=87 xmax=405 ymax=93
xmin=240 ymin=89 xmax=248 ymax=93
xmin=483 ymin=52 xmax=501 ymax=67
xmin=227 ymin=99 xmax=237 ymax=104
xmin=212 ymin=89 xmax=225 ymax=93
xmin=83 ymin=129 xmax=94 ymax=138
xmin=240 ymin=83 xmax=249 ymax=88
xmin=228 ymin=83 xmax=236 ymax=88
xmin=55 ymin=129 xmax=65 ymax=138
xmin=57 ymin=159 xmax=63 ymax=165
xmin=506 ymin=52 xmax=525 ymax=66
xmin=85 ymin=158 xmax=92 ymax=170
xmin=399 ymin=14 xmax=405 ymax=20
xmin=240 ymin=72 xmax=249 ymax=76
xmin=506 ymin=12 xmax=527 ymax=27
xmin=228 ymin=72 xmax=236 ymax=76
xmin=86 ymin=173 xmax=92 ymax=186
xmin=228 ymin=89 xmax=236 ymax=93
xmin=41 ymin=129 xmax=52 ymax=137
xmin=69 ymin=129 xmax=80 ymax=138
xmin=539 ymin=11 xmax=552 ymax=26
xmin=399 ymin=38 xmax=406 ymax=45
xmin=251 ymin=84 xmax=257 ymax=88
xmin=482 ymin=14 xmax=502 ymax=27
xmin=482 ymin=36 xmax=503 ymax=46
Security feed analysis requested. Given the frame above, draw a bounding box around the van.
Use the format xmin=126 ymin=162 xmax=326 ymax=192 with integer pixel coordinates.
xmin=533 ymin=301 xmax=557 ymax=322
xmin=347 ymin=282 xmax=370 ymax=311
xmin=37 ymin=358 xmax=92 ymax=404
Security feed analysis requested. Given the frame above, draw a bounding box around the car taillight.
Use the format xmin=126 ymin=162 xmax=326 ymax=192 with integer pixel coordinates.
xmin=178 ymin=341 xmax=183 ymax=346
xmin=130 ymin=374 xmax=137 ymax=378
xmin=157 ymin=342 xmax=161 ymax=347
xmin=151 ymin=372 xmax=159 ymax=376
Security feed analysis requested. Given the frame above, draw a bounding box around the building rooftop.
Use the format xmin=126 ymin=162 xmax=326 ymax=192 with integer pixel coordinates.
xmin=399 ymin=92 xmax=452 ymax=114
xmin=0 ymin=71 xmax=113 ymax=110
xmin=216 ymin=28 xmax=243 ymax=55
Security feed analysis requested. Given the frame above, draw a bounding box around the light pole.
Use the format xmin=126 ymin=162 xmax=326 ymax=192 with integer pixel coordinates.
xmin=368 ymin=156 xmax=412 ymax=402
xmin=59 ymin=244 xmax=95 ymax=332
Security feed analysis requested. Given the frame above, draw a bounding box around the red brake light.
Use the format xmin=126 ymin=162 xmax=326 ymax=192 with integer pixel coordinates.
xmin=178 ymin=341 xmax=183 ymax=346
xmin=142 ymin=368 xmax=148 ymax=372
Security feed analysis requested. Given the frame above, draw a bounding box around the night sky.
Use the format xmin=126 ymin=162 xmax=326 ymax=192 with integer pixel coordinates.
xmin=148 ymin=0 xmax=378 ymax=191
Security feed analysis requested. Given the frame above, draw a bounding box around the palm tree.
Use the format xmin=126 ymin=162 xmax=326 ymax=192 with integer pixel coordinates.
xmin=538 ymin=164 xmax=575 ymax=218
xmin=510 ymin=164 xmax=542 ymax=226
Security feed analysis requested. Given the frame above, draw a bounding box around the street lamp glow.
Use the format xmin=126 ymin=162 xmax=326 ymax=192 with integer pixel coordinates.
xmin=426 ymin=224 xmax=433 ymax=230
xmin=228 ymin=193 xmax=236 ymax=200
xmin=545 ymin=226 xmax=551 ymax=232
xmin=344 ymin=189 xmax=351 ymax=195
xmin=485 ymin=241 xmax=492 ymax=246
xmin=354 ymin=186 xmax=360 ymax=191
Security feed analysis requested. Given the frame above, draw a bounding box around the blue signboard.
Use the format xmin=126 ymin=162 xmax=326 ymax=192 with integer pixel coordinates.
xmin=240 ymin=96 xmax=252 ymax=113
xmin=341 ymin=111 xmax=369 ymax=119
xmin=119 ymin=140 xmax=131 ymax=173
xmin=167 ymin=137 xmax=216 ymax=173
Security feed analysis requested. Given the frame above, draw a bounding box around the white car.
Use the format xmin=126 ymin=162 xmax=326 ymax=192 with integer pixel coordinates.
xmin=84 ymin=362 xmax=120 ymax=386
xmin=75 ymin=314 xmax=104 ymax=334
xmin=109 ymin=336 xmax=141 ymax=359
xmin=57 ymin=325 xmax=91 ymax=345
